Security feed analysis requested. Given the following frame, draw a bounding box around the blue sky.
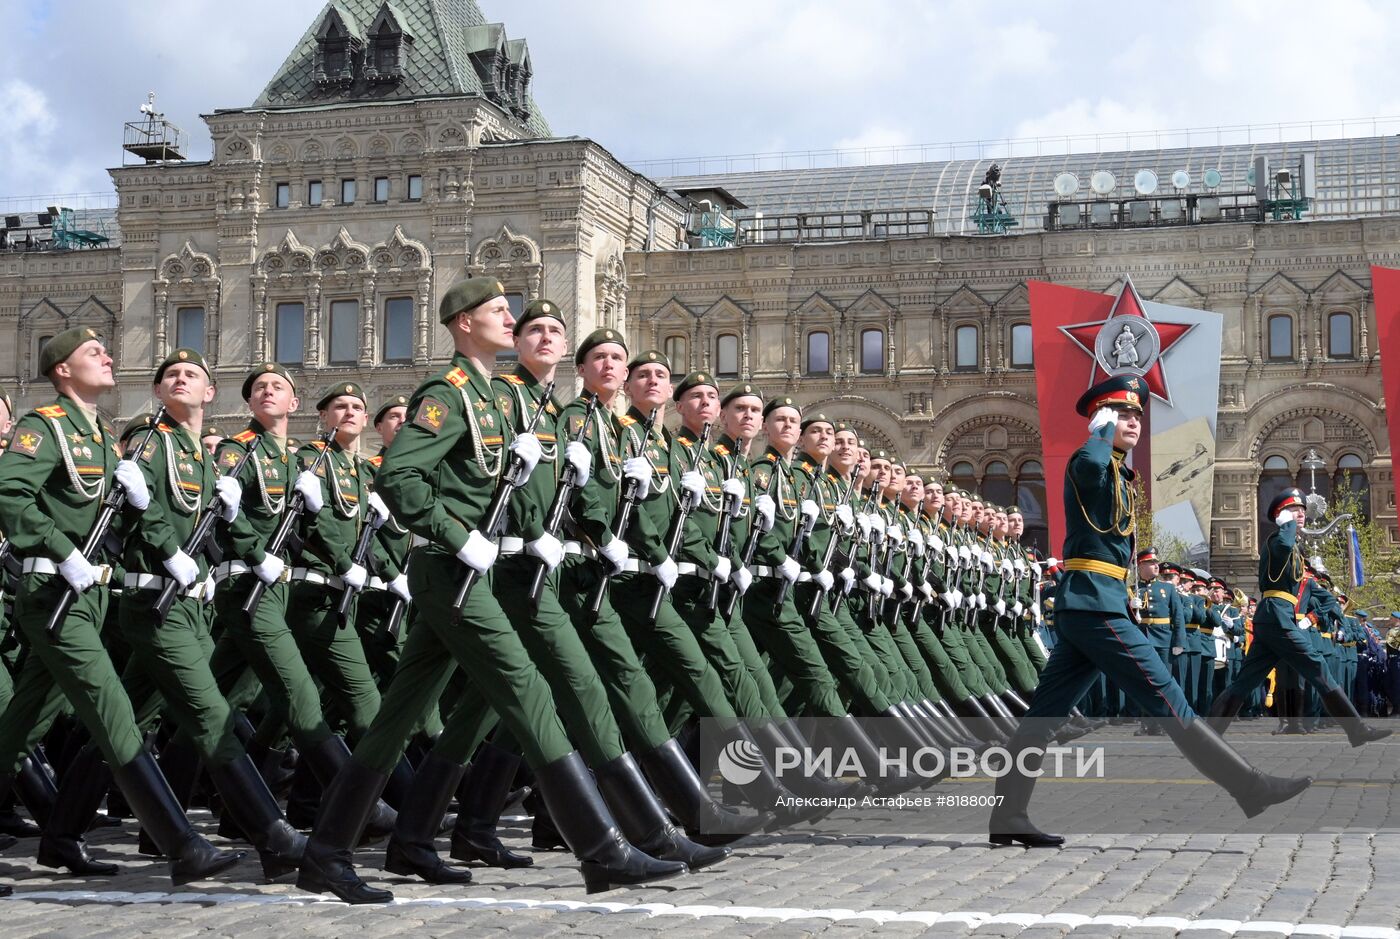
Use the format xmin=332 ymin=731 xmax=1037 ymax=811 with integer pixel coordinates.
xmin=3 ymin=0 xmax=1400 ymax=204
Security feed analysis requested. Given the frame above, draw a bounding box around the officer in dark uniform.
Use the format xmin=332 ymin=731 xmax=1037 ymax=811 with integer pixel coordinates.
xmin=989 ymin=375 xmax=1313 ymax=846
xmin=1131 ymin=547 xmax=1184 ymax=735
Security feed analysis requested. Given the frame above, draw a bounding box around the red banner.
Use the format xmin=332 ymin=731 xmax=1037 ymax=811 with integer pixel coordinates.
xmin=1370 ymin=265 xmax=1400 ymax=467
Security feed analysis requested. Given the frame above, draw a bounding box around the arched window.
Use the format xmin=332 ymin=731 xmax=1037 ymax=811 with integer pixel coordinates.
xmin=663 ymin=335 xmax=688 ymax=373
xmin=715 ymin=333 xmax=739 ymax=378
xmin=950 ymin=460 xmax=977 ymax=491
xmin=1258 ymin=454 xmax=1294 ymax=539
xmin=1328 ymin=312 xmax=1354 ymax=359
xmin=806 ymin=331 xmax=830 ymax=375
xmin=955 ymin=324 xmax=979 ymax=370
xmin=1010 ymin=323 xmax=1033 ymax=367
xmin=1334 ymin=453 xmax=1371 ymax=520
xmin=860 ymin=328 xmax=884 ymax=373
xmin=1267 ymin=314 xmax=1293 ymax=360
xmin=1014 ymin=461 xmax=1049 ymax=554
xmin=983 ymin=460 xmax=1013 ymax=507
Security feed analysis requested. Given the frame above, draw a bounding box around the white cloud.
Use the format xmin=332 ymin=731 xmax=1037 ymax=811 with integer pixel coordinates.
xmin=1011 ymin=99 xmax=1176 ymax=151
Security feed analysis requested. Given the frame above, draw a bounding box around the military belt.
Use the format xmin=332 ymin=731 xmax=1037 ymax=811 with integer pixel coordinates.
xmin=676 ymin=562 xmax=712 ymax=581
xmin=1142 ymin=617 xmax=1170 ymax=625
xmin=1342 ymin=641 xmax=1357 ymax=647
xmin=620 ymin=559 xmax=649 ymax=573
xmin=1064 ymin=558 xmax=1128 ymax=580
xmin=1262 ymin=590 xmax=1299 ymax=604
xmin=290 ymin=568 xmax=345 ymax=590
xmin=368 ymin=577 xmax=389 ymax=591
xmin=497 ymin=536 xmax=525 ymax=555
xmin=562 ymin=541 xmax=600 ymax=561
xmin=1320 ymin=632 xmax=1334 ymax=639
xmin=123 ymin=572 xmax=207 ymax=598
xmin=752 ymin=565 xmax=812 ymax=582
xmin=1200 ymin=626 xmax=1215 ymax=635
xmin=212 ymin=560 xmax=290 ymax=585
xmin=1185 ymin=624 xmax=1200 ymax=631
xmin=21 ymin=557 xmax=113 ymax=585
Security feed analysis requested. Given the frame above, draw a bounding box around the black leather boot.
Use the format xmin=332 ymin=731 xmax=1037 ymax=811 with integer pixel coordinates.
xmin=300 ymin=736 xmax=396 ymax=843
xmin=920 ymin=700 xmax=983 ymax=750
xmin=898 ymin=701 xmax=954 ymax=749
xmin=932 ymin=699 xmax=990 ymax=748
xmin=1166 ymin=718 xmax=1312 ymax=818
xmin=1001 ymin=689 xmax=1031 ymax=716
xmin=8 ymin=752 xmax=57 ymax=836
xmin=246 ymin=740 xmax=295 ymax=798
xmin=723 ymin=724 xmax=839 ymax=825
xmin=637 ymin=738 xmax=771 ymax=846
xmin=384 ymin=752 xmax=472 ymax=884
xmin=953 ymin=696 xmax=1007 ymax=744
xmin=982 ymin=694 xmax=1022 ymax=738
xmin=1274 ymin=689 xmax=1307 ymax=735
xmin=283 ymin=759 xmax=322 ymax=829
xmin=1320 ymin=688 xmax=1392 ymax=746
xmin=535 ymin=751 xmax=687 ymax=894
xmin=879 ymin=707 xmax=951 ymax=789
xmin=295 ymin=758 xmax=394 ymax=903
xmin=37 ymin=745 xmax=120 ymax=875
xmin=753 ymin=721 xmax=864 ymax=801
xmin=111 ymin=751 xmax=245 ymax=885
xmin=450 ymin=742 xmax=533 ymax=867
xmin=988 ymin=735 xmax=1064 ymax=847
xmin=1206 ymin=691 xmax=1246 ymax=735
xmin=379 ymin=755 xmax=416 ymax=811
xmin=595 ymin=753 xmax=728 ymax=871
xmin=824 ymin=713 xmax=922 ymax=795
xmin=528 ymin=791 xmax=567 ymax=851
xmin=207 ymin=755 xmax=307 ymax=881
xmin=146 ymin=739 xmax=203 ymax=852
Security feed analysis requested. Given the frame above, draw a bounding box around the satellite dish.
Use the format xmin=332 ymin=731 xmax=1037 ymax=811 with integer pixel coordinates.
xmin=1133 ymin=169 xmax=1159 ymax=195
xmin=1053 ymin=172 xmax=1080 ymax=197
xmin=1171 ymin=170 xmax=1190 ymax=190
xmin=1203 ymin=168 xmax=1222 ymax=189
xmin=1090 ymin=170 xmax=1117 ymax=195
xmin=1246 ymin=166 xmax=1256 ymax=186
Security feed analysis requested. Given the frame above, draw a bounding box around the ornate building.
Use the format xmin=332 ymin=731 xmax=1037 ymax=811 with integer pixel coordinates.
xmin=0 ymin=0 xmax=1393 ymax=588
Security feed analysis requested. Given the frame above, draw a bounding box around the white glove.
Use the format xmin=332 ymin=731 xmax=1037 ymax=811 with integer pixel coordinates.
xmin=952 ymin=588 xmax=964 ymax=607
xmin=1089 ymin=405 xmax=1118 ymax=434
xmin=799 ymin=499 xmax=820 ymax=523
xmin=58 ymin=548 xmax=101 ymax=592
xmin=835 ymin=504 xmax=855 ymax=530
xmin=730 ymin=565 xmax=753 ymax=595
xmin=1130 ymin=595 xmax=1144 ymax=610
xmin=777 ymin=556 xmax=801 ymax=583
xmin=1296 ymin=616 xmax=1312 ymax=631
xmin=870 ymin=521 xmax=886 ymax=545
xmin=959 ymin=545 xmax=972 ymax=563
xmin=389 ymin=573 xmax=411 ymax=602
xmin=1171 ymin=646 xmax=1184 ymax=656
xmin=941 ymin=591 xmax=957 ymax=609
xmin=115 ymin=460 xmax=150 ymax=510
xmin=162 ymin=549 xmax=200 ymax=589
xmin=1274 ymin=509 xmax=1295 ymax=526
xmin=899 ymin=581 xmax=913 ymax=601
xmin=622 ymin=456 xmax=653 ymax=500
xmin=947 ymin=543 xmax=961 ymax=565
xmin=295 ymin=470 xmax=324 ymax=514
xmin=527 ymin=532 xmax=564 ymax=572
xmin=508 ymin=432 xmax=543 ymax=484
xmin=999 ymin=559 xmax=1014 ymax=577
xmin=342 ymin=563 xmax=368 ymax=590
xmin=976 ymin=593 xmax=987 ymax=610
xmin=721 ymin=478 xmax=745 ymax=516
xmin=863 ymin=572 xmax=883 ymax=593
xmin=599 ymin=536 xmax=630 ymax=573
xmin=918 ymin=582 xmax=935 ymax=601
xmin=680 ymin=470 xmax=706 ymax=511
xmin=651 ymin=556 xmax=678 ymax=589
xmin=886 ymin=524 xmax=904 ymax=544
xmin=754 ymin=494 xmax=776 ymax=533
xmin=215 ymin=476 xmax=242 ymax=523
xmin=564 ymin=440 xmax=592 ymax=487
xmin=712 ymin=556 xmax=732 ymax=582
xmin=814 ymin=569 xmax=835 ymax=592
xmin=456 ymin=530 xmax=499 ymax=574
xmin=880 ymin=577 xmax=895 ymax=598
xmin=928 ymin=533 xmax=945 ymax=554
xmin=994 ymin=599 xmax=1007 ymax=616
xmin=856 ymin=513 xmax=874 ymax=539
xmin=909 ymin=529 xmax=925 ymax=555
xmin=1308 ymin=555 xmax=1325 ymax=573
xmin=1046 ymin=557 xmax=1060 ymax=568
xmin=1015 ymin=558 xmax=1027 ymax=574
xmin=367 ymin=491 xmax=391 ymax=529
xmin=253 ymin=553 xmax=285 ymax=585
xmin=1032 ymin=603 xmax=1043 ymax=624
xmin=981 ymin=550 xmax=995 ymax=568
xmin=839 ymin=567 xmax=856 ymax=593
xmin=1012 ymin=601 xmax=1024 ymax=616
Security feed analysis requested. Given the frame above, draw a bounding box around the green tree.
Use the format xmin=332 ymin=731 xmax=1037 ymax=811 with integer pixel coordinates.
xmin=1307 ymin=481 xmax=1400 ymax=615
xmin=1132 ymin=478 xmax=1193 ymax=566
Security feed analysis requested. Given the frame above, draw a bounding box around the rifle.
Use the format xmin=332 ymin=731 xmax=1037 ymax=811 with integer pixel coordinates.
xmin=867 ymin=511 xmax=898 ymax=628
xmin=705 ymin=443 xmax=743 ymax=612
xmin=723 ymin=511 xmax=764 ymax=619
xmin=774 ymin=503 xmax=817 ymax=614
xmin=153 ymin=432 xmax=262 ymax=621
xmin=647 ymin=421 xmax=710 ymax=622
xmin=382 ymin=551 xmax=409 ymax=641
xmin=47 ymin=406 xmax=168 ymax=637
xmin=831 ymin=479 xmax=880 ymax=616
xmin=451 ymin=380 xmax=556 ymax=615
xmin=806 ymin=468 xmax=865 ymax=619
xmin=241 ymin=424 xmax=338 ymax=616
xmin=335 ymin=499 xmax=379 ymax=628
xmin=526 ymin=392 xmax=598 ymax=611
xmin=585 ymin=407 xmax=658 ymax=618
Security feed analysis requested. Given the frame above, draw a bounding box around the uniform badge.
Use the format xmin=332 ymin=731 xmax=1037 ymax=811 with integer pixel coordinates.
xmin=751 ymin=465 xmax=772 ymax=492
xmin=11 ymin=428 xmax=43 ymax=457
xmin=222 ymin=450 xmax=240 ymax=468
xmin=413 ymin=397 xmax=447 ymax=434
xmin=498 ymin=396 xmax=512 ymax=416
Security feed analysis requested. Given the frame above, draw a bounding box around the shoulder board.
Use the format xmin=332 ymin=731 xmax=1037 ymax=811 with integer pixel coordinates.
xmin=445 ymin=367 xmax=469 ymax=388
xmin=233 ymin=429 xmax=257 ymax=444
xmin=157 ymin=422 xmax=175 ymax=433
xmin=762 ymin=453 xmax=779 ymax=463
xmin=502 ymin=374 xmax=526 ymax=386
xmin=308 ymin=440 xmax=328 ymax=451
xmin=714 ymin=444 xmax=730 ymax=457
xmin=618 ymin=415 xmax=637 ymax=427
xmin=369 ymin=454 xmax=384 ymax=468
xmin=35 ymin=405 xmax=66 ymax=419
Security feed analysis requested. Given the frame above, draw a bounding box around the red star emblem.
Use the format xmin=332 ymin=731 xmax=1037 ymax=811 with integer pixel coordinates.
xmin=1059 ymin=279 xmax=1194 ymax=405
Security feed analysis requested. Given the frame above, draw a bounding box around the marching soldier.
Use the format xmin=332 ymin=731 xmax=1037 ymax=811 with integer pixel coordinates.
xmin=355 ymin=395 xmax=415 ymax=688
xmin=1131 ymin=547 xmax=1184 ymax=735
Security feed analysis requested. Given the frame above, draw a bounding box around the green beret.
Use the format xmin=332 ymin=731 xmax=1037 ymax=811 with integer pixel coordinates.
xmin=39 ymin=326 xmax=103 ymax=376
xmin=627 ymin=349 xmax=671 ymax=376
xmin=800 ymin=412 xmax=834 ymax=432
xmin=574 ymin=327 xmax=627 ymax=366
xmin=513 ymin=298 xmax=566 ymax=336
xmin=200 ymin=426 xmax=223 ymax=440
xmin=120 ymin=413 xmax=155 ymax=443
xmin=374 ymin=395 xmax=411 ymax=424
xmin=242 ymin=362 xmax=296 ymax=400
xmin=762 ymin=396 xmax=800 ymax=420
xmin=868 ymin=448 xmax=893 ymax=463
xmin=316 ymin=381 xmax=367 ymax=411
xmin=721 ymin=382 xmax=762 ymax=407
xmin=672 ymin=370 xmax=717 ymax=401
xmin=833 ymin=421 xmax=855 ymax=435
xmin=440 ymin=276 xmax=505 ymax=324
xmin=1008 ymin=505 xmax=1023 ymax=516
xmin=155 ymin=347 xmax=211 ymax=383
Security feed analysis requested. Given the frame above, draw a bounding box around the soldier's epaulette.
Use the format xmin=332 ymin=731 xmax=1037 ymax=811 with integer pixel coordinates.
xmin=369 ymin=454 xmax=384 ymax=468
xmin=761 ymin=452 xmax=778 ymax=463
xmin=233 ymin=429 xmax=257 ymax=445
xmin=502 ymin=374 xmax=526 ymax=386
xmin=308 ymin=440 xmax=328 ymax=451
xmin=445 ymin=367 xmax=469 ymax=388
xmin=157 ymin=422 xmax=175 ymax=433
xmin=618 ymin=415 xmax=638 ymax=427
xmin=35 ymin=405 xmax=66 ymax=419
xmin=714 ymin=444 xmax=730 ymax=457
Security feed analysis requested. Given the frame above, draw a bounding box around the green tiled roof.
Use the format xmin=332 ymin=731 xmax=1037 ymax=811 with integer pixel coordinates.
xmin=252 ymin=0 xmax=550 ymax=136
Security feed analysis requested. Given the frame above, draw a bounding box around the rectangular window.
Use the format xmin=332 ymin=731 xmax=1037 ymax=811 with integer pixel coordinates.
xmin=406 ymin=175 xmax=423 ymax=201
xmin=373 ymin=177 xmax=390 ymax=203
xmin=340 ymin=178 xmax=356 ymax=205
xmin=307 ymin=180 xmax=323 ymax=206
xmin=1328 ymin=313 xmax=1354 ymax=358
xmin=664 ymin=335 xmax=689 ymax=372
xmin=860 ymin=328 xmax=884 ymax=373
xmin=955 ymin=325 xmax=979 ymax=369
xmin=806 ymin=331 xmax=829 ymax=375
xmin=275 ymin=303 xmax=304 ymax=364
xmin=175 ymin=306 xmax=204 ymax=353
xmin=383 ymin=296 xmax=413 ymax=362
xmin=1268 ymin=316 xmax=1293 ymax=360
xmin=274 ymin=182 xmax=290 ymax=209
xmin=715 ymin=334 xmax=739 ymax=378
xmin=1011 ymin=323 xmax=1034 ymax=366
xmin=497 ymin=293 xmax=525 ymax=364
xmin=329 ymin=299 xmax=358 ymax=365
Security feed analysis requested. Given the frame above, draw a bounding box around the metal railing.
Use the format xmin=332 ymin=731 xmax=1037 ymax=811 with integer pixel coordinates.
xmin=731 ymin=209 xmax=934 ymax=245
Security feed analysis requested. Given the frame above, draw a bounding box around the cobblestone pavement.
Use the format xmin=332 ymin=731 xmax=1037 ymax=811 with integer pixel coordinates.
xmin=3 ymin=723 xmax=1397 ymax=938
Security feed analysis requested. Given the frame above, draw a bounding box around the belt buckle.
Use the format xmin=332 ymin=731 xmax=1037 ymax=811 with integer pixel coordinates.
xmin=96 ymin=565 xmax=114 ymax=586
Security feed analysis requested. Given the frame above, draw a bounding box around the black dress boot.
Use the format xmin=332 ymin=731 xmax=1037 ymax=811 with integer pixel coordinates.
xmin=528 ymin=791 xmax=567 ymax=851
xmin=534 ymin=751 xmax=687 ymax=894
xmin=246 ymin=740 xmax=295 ymax=798
xmin=295 ymin=758 xmax=394 ymax=903
xmin=982 ymin=694 xmax=1023 ymax=738
xmin=1206 ymin=691 xmax=1246 ymax=735
xmin=383 ymin=752 xmax=473 ymax=884
xmin=897 ymin=701 xmax=955 ymax=749
xmin=722 ymin=724 xmax=840 ymax=825
xmin=300 ymin=736 xmax=397 ymax=842
xmin=932 ymin=699 xmax=990 ymax=748
xmin=450 ymin=742 xmax=534 ymax=868
xmin=1001 ymin=689 xmax=1031 ymax=716
xmin=824 ymin=713 xmax=922 ymax=795
xmin=1275 ymin=689 xmax=1307 ymax=735
xmin=37 ymin=745 xmax=120 ymax=875
xmin=1320 ymin=688 xmax=1393 ymax=746
xmin=953 ymin=696 xmax=1007 ymax=744
xmin=754 ymin=721 xmax=864 ymax=800
xmin=379 ymin=756 xmax=416 ymax=811
xmin=637 ymin=738 xmax=771 ymax=846
xmin=110 ymin=751 xmax=245 ymax=885
xmin=207 ymin=755 xmax=307 ymax=881
xmin=282 ymin=759 xmax=322 ymax=829
xmin=146 ymin=739 xmax=204 ymax=852
xmin=8 ymin=752 xmax=57 ymax=836
xmin=988 ymin=735 xmax=1064 ymax=847
xmin=1166 ymin=718 xmax=1312 ymax=818
xmin=595 ymin=753 xmax=728 ymax=871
